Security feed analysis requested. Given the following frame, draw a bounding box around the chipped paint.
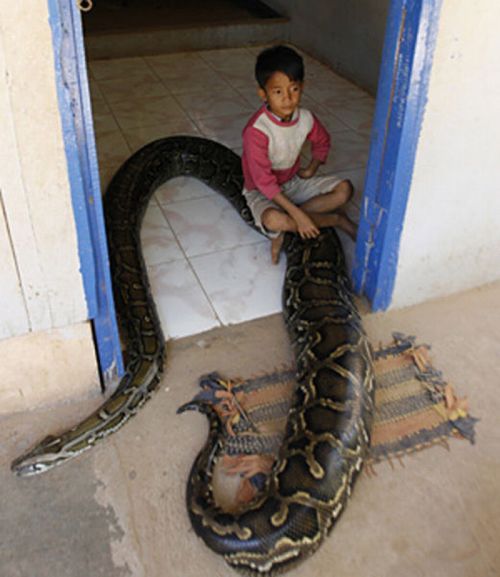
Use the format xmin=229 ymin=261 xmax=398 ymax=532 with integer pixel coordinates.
xmin=353 ymin=0 xmax=443 ymax=310
xmin=47 ymin=0 xmax=124 ymax=385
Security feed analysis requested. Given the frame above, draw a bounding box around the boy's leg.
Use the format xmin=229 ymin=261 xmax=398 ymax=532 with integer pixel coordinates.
xmin=262 ymin=207 xmax=356 ymax=263
xmin=261 ymin=209 xmax=295 ymax=264
xmin=300 ymin=179 xmax=354 ymax=214
xmin=300 ymin=179 xmax=357 ymax=240
xmin=308 ymin=210 xmax=357 ymax=240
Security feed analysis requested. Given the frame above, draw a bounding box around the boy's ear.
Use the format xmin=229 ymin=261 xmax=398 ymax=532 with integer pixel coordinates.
xmin=257 ymin=87 xmax=267 ymax=102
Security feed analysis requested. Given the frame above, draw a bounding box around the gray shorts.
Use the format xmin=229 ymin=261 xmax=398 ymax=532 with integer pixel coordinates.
xmin=243 ymin=174 xmax=344 ymax=238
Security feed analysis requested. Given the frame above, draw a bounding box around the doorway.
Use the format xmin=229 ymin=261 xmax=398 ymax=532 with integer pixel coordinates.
xmin=50 ymin=0 xmax=442 ymax=384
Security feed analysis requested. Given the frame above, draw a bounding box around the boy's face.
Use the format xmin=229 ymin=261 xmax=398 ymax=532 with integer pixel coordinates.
xmin=258 ymin=71 xmax=303 ymax=122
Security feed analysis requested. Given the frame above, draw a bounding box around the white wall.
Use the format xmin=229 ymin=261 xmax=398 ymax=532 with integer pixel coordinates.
xmin=0 ymin=1 xmax=99 ymax=411
xmin=0 ymin=0 xmax=89 ymax=339
xmin=391 ymin=0 xmax=500 ymax=308
xmin=0 ymin=323 xmax=100 ymax=415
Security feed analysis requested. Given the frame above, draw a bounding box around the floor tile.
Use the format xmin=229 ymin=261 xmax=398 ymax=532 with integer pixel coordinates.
xmin=88 ymin=56 xmax=152 ymax=81
xmin=175 ymin=87 xmax=253 ymax=121
xmin=141 ymin=204 xmax=185 ymax=266
xmin=163 ymin=195 xmax=262 ymax=257
xmin=322 ymin=130 xmax=371 ymax=172
xmin=90 ymin=97 xmax=111 ymax=118
xmin=94 ymin=129 xmax=131 ymax=172
xmin=121 ymin=119 xmax=200 ymax=153
xmin=198 ymin=47 xmax=255 ymax=71
xmin=159 ymin=68 xmax=230 ymax=95
xmin=336 ymin=229 xmax=357 ymax=273
xmin=236 ymin=84 xmax=265 ymax=109
xmin=155 ymin=176 xmax=217 ymax=206
xmin=332 ymin=167 xmax=367 ymax=208
xmin=301 ymin=59 xmax=337 ymax=82
xmin=98 ymin=163 xmax=120 ymax=192
xmin=314 ymin=109 xmax=351 ymax=134
xmin=193 ymin=112 xmax=249 ymax=149
xmin=88 ymin=79 xmax=106 ymax=107
xmin=94 ymin=127 xmax=132 ymax=191
xmin=306 ymin=78 xmax=369 ymax=108
xmin=109 ymin=94 xmax=188 ymax=130
xmin=190 ymin=242 xmax=286 ymax=325
xmin=203 ymin=50 xmax=256 ymax=89
xmin=329 ymin=97 xmax=375 ymax=135
xmin=219 ymin=69 xmax=256 ymax=91
xmin=297 ymin=93 xmax=326 ymax=117
xmin=98 ymin=72 xmax=169 ymax=104
xmin=147 ymin=259 xmax=220 ymax=339
xmin=145 ymin=52 xmax=212 ymax=80
xmin=301 ymin=129 xmax=370 ymax=174
xmin=92 ymin=111 xmax=120 ymax=136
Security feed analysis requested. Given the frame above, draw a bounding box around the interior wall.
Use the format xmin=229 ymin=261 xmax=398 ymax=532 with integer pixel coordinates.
xmin=262 ymin=0 xmax=390 ymax=94
xmin=391 ymin=0 xmax=500 ymax=308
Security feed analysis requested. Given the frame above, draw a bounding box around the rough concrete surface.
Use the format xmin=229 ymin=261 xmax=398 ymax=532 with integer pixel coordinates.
xmin=1 ymin=282 xmax=499 ymax=577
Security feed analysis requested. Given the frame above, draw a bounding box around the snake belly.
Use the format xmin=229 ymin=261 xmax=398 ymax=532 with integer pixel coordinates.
xmin=10 ymin=136 xmax=375 ymax=575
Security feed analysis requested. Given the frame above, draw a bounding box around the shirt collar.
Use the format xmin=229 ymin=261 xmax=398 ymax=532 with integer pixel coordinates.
xmin=264 ymin=104 xmax=300 ymax=125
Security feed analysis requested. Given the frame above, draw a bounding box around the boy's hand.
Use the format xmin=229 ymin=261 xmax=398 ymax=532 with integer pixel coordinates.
xmin=298 ymin=158 xmax=322 ymax=179
xmin=271 ymin=192 xmax=319 ymax=238
xmin=297 ymin=166 xmax=316 ymax=179
xmin=294 ymin=210 xmax=320 ymax=239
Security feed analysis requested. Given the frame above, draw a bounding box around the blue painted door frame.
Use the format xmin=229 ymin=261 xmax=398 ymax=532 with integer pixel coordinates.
xmin=48 ymin=0 xmax=442 ymax=384
xmin=47 ymin=0 xmax=124 ymax=387
xmin=352 ymin=0 xmax=442 ymax=310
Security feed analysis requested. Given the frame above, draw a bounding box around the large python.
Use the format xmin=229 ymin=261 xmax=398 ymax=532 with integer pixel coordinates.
xmin=11 ymin=136 xmax=375 ymax=575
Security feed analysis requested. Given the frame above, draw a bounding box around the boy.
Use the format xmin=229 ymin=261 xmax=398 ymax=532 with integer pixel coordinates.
xmin=241 ymin=45 xmax=357 ymax=264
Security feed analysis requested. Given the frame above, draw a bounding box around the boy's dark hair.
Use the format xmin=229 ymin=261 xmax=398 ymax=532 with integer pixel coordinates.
xmin=255 ymin=45 xmax=304 ymax=89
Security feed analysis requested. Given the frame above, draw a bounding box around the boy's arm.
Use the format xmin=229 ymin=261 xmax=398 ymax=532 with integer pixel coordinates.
xmin=272 ymin=192 xmax=320 ymax=238
xmin=243 ymin=126 xmax=319 ymax=238
xmin=300 ymin=114 xmax=331 ymax=179
xmin=298 ymin=157 xmax=322 ymax=179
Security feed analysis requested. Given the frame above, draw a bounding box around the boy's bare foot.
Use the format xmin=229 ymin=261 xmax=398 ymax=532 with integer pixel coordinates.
xmin=270 ymin=233 xmax=284 ymax=264
xmin=336 ymin=213 xmax=358 ymax=241
xmin=309 ymin=211 xmax=358 ymax=241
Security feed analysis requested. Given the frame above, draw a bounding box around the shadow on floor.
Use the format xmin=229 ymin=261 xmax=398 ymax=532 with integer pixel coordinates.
xmin=83 ymin=0 xmax=282 ymax=34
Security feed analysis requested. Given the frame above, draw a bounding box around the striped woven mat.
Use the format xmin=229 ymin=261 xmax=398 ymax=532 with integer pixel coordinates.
xmin=184 ymin=334 xmax=477 ymax=508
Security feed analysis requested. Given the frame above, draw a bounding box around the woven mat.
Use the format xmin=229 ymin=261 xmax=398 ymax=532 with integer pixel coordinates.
xmin=183 ymin=334 xmax=478 ymax=508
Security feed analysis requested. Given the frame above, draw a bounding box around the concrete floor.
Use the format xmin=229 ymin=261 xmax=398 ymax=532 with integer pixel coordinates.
xmin=1 ymin=281 xmax=499 ymax=577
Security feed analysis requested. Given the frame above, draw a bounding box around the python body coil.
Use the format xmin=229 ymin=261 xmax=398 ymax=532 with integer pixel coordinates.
xmin=12 ymin=137 xmax=374 ymax=575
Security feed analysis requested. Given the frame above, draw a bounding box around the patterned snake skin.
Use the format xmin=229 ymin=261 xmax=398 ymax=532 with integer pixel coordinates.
xmin=11 ymin=136 xmax=375 ymax=575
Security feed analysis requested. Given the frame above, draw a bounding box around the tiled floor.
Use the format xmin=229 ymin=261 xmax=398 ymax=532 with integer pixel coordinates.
xmin=88 ymin=46 xmax=375 ymax=339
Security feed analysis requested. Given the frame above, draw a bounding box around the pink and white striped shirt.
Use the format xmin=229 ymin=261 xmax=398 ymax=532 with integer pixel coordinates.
xmin=241 ymin=105 xmax=330 ymax=200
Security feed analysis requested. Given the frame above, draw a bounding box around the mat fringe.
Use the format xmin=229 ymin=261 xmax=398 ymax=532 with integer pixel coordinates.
xmin=180 ymin=334 xmax=478 ymax=508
